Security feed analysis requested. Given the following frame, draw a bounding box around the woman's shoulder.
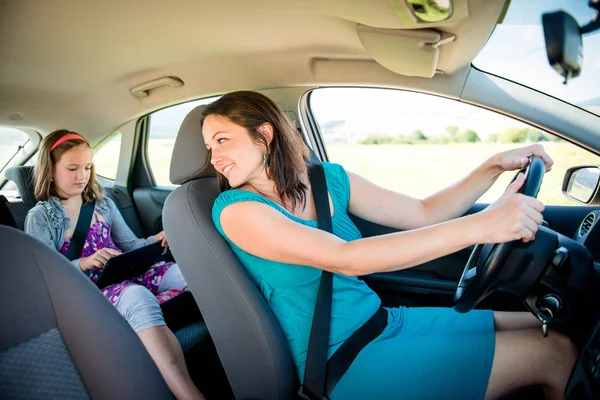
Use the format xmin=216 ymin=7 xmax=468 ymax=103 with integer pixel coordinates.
xmin=322 ymin=161 xmax=345 ymax=174
xmin=321 ymin=162 xmax=351 ymax=205
xmin=213 ymin=189 xmax=268 ymax=214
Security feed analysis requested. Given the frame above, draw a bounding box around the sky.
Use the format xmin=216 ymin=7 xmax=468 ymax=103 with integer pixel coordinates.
xmin=474 ymin=0 xmax=600 ymax=109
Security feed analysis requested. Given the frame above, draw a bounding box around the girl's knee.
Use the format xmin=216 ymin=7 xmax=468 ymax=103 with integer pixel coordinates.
xmin=115 ymin=285 xmax=165 ymax=332
xmin=159 ymin=264 xmax=188 ymax=292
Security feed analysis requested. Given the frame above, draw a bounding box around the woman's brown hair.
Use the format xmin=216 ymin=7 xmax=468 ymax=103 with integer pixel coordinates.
xmin=33 ymin=129 xmax=103 ymax=203
xmin=202 ymin=91 xmax=310 ymax=210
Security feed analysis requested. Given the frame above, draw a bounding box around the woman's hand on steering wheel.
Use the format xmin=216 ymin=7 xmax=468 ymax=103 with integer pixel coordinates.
xmin=474 ymin=173 xmax=545 ymax=244
xmin=490 ymin=143 xmax=554 ymax=174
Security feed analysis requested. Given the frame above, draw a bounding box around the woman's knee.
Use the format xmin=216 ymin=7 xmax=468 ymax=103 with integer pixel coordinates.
xmin=115 ymin=285 xmax=165 ymax=332
xmin=547 ymin=330 xmax=577 ymax=367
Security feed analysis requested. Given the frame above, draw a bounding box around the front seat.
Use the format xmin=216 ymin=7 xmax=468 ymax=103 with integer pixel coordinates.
xmin=163 ymin=105 xmax=296 ymax=400
xmin=0 ymin=225 xmax=173 ymax=399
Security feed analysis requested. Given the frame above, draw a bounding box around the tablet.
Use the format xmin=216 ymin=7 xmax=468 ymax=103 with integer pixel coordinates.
xmin=96 ymin=242 xmax=165 ymax=289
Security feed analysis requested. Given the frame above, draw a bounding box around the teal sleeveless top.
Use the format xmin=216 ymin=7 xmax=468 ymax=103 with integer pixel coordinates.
xmin=212 ymin=162 xmax=381 ymax=381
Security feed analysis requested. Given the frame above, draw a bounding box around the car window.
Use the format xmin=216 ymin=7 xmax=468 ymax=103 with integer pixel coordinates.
xmin=473 ymin=0 xmax=599 ymax=117
xmin=0 ymin=127 xmax=29 ymax=170
xmin=147 ymin=96 xmax=220 ymax=186
xmin=310 ymin=88 xmax=600 ymax=206
xmin=94 ymin=132 xmax=122 ymax=180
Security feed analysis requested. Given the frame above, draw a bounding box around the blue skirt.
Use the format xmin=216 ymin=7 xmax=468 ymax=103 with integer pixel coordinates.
xmin=330 ymin=306 xmax=495 ymax=400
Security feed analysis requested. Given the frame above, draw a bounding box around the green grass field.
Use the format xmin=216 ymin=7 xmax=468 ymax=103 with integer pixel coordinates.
xmin=326 ymin=142 xmax=600 ymax=206
xmin=141 ymin=140 xmax=600 ymax=207
xmin=20 ymin=140 xmax=596 ymax=207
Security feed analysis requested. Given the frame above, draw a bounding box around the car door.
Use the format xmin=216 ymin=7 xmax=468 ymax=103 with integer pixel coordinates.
xmin=307 ymin=87 xmax=600 ymax=310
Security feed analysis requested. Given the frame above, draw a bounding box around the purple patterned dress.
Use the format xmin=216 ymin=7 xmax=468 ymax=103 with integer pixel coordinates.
xmin=60 ymin=212 xmax=183 ymax=306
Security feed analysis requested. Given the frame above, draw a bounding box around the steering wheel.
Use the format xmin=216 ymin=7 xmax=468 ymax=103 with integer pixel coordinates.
xmin=453 ymin=157 xmax=546 ymax=313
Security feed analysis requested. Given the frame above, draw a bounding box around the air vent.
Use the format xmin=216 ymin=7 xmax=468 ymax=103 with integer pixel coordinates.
xmin=579 ymin=213 xmax=596 ymax=237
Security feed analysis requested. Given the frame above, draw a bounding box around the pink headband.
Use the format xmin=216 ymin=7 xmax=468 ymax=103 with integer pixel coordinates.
xmin=50 ymin=133 xmax=87 ymax=152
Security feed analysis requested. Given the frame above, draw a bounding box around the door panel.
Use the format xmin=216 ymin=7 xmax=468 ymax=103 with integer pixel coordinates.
xmin=132 ymin=187 xmax=174 ymax=236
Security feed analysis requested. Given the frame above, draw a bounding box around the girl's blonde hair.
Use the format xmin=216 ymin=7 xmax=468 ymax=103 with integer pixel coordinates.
xmin=33 ymin=129 xmax=103 ymax=202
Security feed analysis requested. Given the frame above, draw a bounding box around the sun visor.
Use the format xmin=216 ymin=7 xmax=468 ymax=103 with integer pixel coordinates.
xmin=356 ymin=24 xmax=455 ymax=78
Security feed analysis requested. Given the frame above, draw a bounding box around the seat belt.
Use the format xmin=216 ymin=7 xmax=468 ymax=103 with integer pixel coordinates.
xmin=299 ymin=151 xmax=388 ymax=400
xmin=300 ymin=155 xmax=334 ymax=400
xmin=65 ymin=201 xmax=95 ymax=261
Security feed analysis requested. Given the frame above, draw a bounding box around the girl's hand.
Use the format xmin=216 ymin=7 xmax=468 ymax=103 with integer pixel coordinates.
xmin=80 ymin=248 xmax=122 ymax=271
xmin=490 ymin=144 xmax=554 ymax=174
xmin=153 ymin=231 xmax=168 ymax=247
xmin=473 ymin=173 xmax=545 ymax=244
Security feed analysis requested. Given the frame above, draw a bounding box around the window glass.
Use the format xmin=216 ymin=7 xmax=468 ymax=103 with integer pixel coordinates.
xmin=94 ymin=132 xmax=122 ymax=180
xmin=0 ymin=127 xmax=29 ymax=170
xmin=473 ymin=0 xmax=599 ymax=117
xmin=148 ymin=97 xmax=220 ymax=186
xmin=310 ymin=88 xmax=600 ymax=206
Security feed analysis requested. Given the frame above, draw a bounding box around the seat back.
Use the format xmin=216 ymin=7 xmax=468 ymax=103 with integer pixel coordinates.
xmin=4 ymin=165 xmax=36 ymax=230
xmin=163 ymin=105 xmax=296 ymax=400
xmin=0 ymin=225 xmax=173 ymax=399
xmin=0 ymin=195 xmax=17 ymax=228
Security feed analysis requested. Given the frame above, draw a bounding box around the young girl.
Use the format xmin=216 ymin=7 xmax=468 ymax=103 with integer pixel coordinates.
xmin=25 ymin=129 xmax=204 ymax=400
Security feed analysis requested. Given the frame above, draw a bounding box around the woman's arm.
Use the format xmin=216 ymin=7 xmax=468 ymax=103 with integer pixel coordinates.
xmin=219 ymin=174 xmax=544 ymax=276
xmin=348 ymin=144 xmax=553 ymax=230
xmin=347 ymin=160 xmax=499 ymax=230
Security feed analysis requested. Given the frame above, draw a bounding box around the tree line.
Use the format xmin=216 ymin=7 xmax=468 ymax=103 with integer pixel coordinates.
xmin=360 ymin=126 xmax=561 ymax=145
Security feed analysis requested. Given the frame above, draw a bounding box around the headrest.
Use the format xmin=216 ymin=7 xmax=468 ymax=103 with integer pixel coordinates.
xmin=5 ymin=165 xmax=36 ymax=207
xmin=169 ymin=105 xmax=216 ymax=185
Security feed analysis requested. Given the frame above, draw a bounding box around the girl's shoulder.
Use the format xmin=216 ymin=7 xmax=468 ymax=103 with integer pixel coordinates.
xmin=95 ymin=196 xmax=115 ymax=216
xmin=27 ymin=198 xmax=64 ymax=229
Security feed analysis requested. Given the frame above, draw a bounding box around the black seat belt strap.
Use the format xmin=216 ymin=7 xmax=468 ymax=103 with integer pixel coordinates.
xmin=65 ymin=200 xmax=95 ymax=261
xmin=300 ymin=152 xmax=334 ymax=400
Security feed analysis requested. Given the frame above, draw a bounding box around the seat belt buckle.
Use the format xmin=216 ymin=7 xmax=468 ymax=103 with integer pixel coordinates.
xmin=297 ymin=386 xmax=329 ymax=400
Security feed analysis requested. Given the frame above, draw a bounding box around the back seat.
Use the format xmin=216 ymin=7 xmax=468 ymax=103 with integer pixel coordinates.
xmin=1 ymin=165 xmax=208 ymax=354
xmin=2 ymin=165 xmax=144 ymax=233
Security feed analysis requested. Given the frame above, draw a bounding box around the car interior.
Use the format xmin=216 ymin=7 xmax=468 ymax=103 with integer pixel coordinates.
xmin=2 ymin=0 xmax=600 ymax=399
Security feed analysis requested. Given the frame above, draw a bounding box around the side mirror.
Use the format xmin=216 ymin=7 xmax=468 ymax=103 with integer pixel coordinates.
xmin=562 ymin=165 xmax=600 ymax=205
xmin=542 ymin=2 xmax=600 ymax=84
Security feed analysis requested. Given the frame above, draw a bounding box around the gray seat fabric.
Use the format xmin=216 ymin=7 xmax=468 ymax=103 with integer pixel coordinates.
xmin=0 ymin=225 xmax=173 ymax=399
xmin=3 ymin=166 xmax=206 ymax=353
xmin=163 ymin=105 xmax=296 ymax=400
xmin=173 ymin=321 xmax=210 ymax=354
xmin=4 ymin=166 xmax=36 ymax=229
xmin=5 ymin=165 xmax=36 ymax=208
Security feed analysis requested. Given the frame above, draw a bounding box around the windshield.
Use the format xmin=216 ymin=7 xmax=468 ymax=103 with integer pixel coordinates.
xmin=473 ymin=0 xmax=600 ymax=116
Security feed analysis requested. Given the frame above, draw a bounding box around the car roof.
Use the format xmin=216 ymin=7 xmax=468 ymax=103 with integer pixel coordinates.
xmin=0 ymin=0 xmax=506 ymax=142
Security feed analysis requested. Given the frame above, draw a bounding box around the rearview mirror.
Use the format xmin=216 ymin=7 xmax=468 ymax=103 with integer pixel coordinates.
xmin=562 ymin=166 xmax=600 ymax=205
xmin=542 ymin=2 xmax=600 ymax=84
xmin=542 ymin=11 xmax=583 ymax=84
